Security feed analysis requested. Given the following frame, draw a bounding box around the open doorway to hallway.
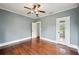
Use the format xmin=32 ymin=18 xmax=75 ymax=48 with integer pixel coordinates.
xmin=32 ymin=22 xmax=41 ymax=38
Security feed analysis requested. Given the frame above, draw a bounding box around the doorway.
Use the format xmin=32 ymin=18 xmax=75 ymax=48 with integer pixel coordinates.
xmin=32 ymin=22 xmax=41 ymax=38
xmin=56 ymin=16 xmax=70 ymax=44
xmin=32 ymin=22 xmax=41 ymax=47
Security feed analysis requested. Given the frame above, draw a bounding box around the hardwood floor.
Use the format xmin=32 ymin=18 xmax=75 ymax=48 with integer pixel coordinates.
xmin=0 ymin=38 xmax=78 ymax=55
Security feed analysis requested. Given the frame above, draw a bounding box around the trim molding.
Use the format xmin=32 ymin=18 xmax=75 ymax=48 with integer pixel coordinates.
xmin=41 ymin=37 xmax=79 ymax=53
xmin=0 ymin=37 xmax=79 ymax=53
xmin=0 ymin=37 xmax=31 ymax=48
xmin=37 ymin=5 xmax=78 ymax=19
xmin=32 ymin=22 xmax=41 ymax=38
xmin=0 ymin=8 xmax=33 ymax=20
xmin=0 ymin=4 xmax=78 ymax=19
xmin=78 ymin=48 xmax=79 ymax=53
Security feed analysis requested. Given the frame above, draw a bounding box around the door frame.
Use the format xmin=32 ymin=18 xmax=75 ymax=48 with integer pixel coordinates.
xmin=32 ymin=21 xmax=41 ymax=38
xmin=32 ymin=22 xmax=37 ymax=38
xmin=35 ymin=21 xmax=41 ymax=38
xmin=56 ymin=16 xmax=70 ymax=44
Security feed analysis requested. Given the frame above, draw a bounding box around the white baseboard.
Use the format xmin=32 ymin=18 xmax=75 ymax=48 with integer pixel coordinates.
xmin=41 ymin=37 xmax=79 ymax=53
xmin=0 ymin=37 xmax=31 ymax=48
xmin=0 ymin=37 xmax=79 ymax=53
xmin=78 ymin=48 xmax=79 ymax=53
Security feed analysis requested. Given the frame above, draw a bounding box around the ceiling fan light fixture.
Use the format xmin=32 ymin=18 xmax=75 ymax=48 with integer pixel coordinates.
xmin=31 ymin=10 xmax=34 ymax=13
xmin=35 ymin=9 xmax=38 ymax=12
xmin=35 ymin=8 xmax=38 ymax=11
xmin=38 ymin=8 xmax=40 ymax=10
xmin=36 ymin=12 xmax=39 ymax=14
xmin=24 ymin=3 xmax=46 ymax=17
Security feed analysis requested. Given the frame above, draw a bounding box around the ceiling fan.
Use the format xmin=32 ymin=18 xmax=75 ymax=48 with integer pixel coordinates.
xmin=24 ymin=3 xmax=46 ymax=17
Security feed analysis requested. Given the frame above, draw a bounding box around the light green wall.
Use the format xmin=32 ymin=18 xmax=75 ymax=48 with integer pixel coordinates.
xmin=0 ymin=6 xmax=79 ymax=47
xmin=36 ymin=7 xmax=78 ymax=46
xmin=0 ymin=9 xmax=33 ymax=44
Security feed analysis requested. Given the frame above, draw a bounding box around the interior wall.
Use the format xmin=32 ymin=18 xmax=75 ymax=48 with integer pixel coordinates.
xmin=0 ymin=9 xmax=33 ymax=44
xmin=0 ymin=7 xmax=79 ymax=47
xmin=36 ymin=7 xmax=78 ymax=46
xmin=78 ymin=7 xmax=79 ymax=48
xmin=76 ymin=6 xmax=79 ymax=48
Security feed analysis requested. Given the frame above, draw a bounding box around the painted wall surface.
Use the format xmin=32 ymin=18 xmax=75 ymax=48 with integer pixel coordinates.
xmin=37 ymin=7 xmax=78 ymax=46
xmin=0 ymin=7 xmax=79 ymax=47
xmin=76 ymin=7 xmax=79 ymax=48
xmin=0 ymin=9 xmax=33 ymax=44
xmin=78 ymin=7 xmax=79 ymax=48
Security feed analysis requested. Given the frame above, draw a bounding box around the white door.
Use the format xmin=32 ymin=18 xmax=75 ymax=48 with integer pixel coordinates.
xmin=56 ymin=16 xmax=70 ymax=44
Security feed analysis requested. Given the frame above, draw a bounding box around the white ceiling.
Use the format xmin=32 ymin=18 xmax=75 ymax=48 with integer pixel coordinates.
xmin=0 ymin=3 xmax=78 ymax=19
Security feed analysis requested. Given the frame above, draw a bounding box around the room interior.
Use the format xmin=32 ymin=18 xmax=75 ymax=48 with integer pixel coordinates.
xmin=0 ymin=3 xmax=79 ymax=55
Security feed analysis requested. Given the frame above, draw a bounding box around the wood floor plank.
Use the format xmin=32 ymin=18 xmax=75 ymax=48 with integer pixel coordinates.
xmin=0 ymin=38 xmax=78 ymax=55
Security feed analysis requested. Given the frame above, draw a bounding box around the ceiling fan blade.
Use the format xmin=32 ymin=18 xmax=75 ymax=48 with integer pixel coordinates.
xmin=24 ymin=6 xmax=31 ymax=10
xmin=27 ymin=12 xmax=31 ymax=14
xmin=39 ymin=10 xmax=45 ymax=13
